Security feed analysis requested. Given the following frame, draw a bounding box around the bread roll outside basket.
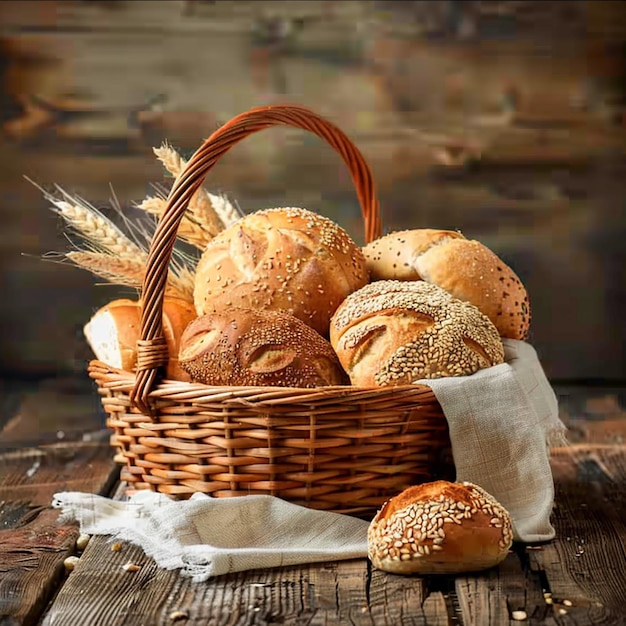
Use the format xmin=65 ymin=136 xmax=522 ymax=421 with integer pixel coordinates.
xmin=89 ymin=104 xmax=454 ymax=517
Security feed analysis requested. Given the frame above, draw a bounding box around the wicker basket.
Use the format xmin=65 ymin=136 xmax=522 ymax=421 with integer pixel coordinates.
xmin=89 ymin=104 xmax=454 ymax=517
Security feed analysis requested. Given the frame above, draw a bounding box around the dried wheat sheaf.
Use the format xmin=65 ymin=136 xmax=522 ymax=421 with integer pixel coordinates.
xmin=35 ymin=143 xmax=242 ymax=301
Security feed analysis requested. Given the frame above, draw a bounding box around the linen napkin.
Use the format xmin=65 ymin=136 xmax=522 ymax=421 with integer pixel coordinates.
xmin=417 ymin=338 xmax=567 ymax=543
xmin=53 ymin=338 xmax=564 ymax=579
xmin=52 ymin=490 xmax=370 ymax=581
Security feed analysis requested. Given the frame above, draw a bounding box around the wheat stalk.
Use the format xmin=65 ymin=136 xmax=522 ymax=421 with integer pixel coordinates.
xmin=44 ymin=190 xmax=148 ymax=261
xmin=153 ymin=144 xmax=221 ymax=237
xmin=67 ymin=251 xmax=144 ymax=287
xmin=30 ymin=176 xmax=199 ymax=301
xmin=153 ymin=143 xmax=242 ymax=233
xmin=207 ymin=191 xmax=241 ymax=229
xmin=66 ymin=251 xmax=194 ymax=302
xmin=137 ymin=196 xmax=213 ymax=249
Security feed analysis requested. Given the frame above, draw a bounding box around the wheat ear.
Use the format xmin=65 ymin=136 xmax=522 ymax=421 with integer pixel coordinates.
xmin=206 ymin=191 xmax=242 ymax=228
xmin=51 ymin=198 xmax=147 ymax=260
xmin=137 ymin=196 xmax=212 ymax=250
xmin=153 ymin=143 xmax=241 ymax=233
xmin=153 ymin=143 xmax=222 ymax=236
xmin=66 ymin=251 xmax=194 ymax=302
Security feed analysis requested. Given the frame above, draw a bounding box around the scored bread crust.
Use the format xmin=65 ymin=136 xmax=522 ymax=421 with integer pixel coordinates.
xmin=192 ymin=207 xmax=369 ymax=337
xmin=368 ymin=480 xmax=514 ymax=575
xmin=179 ymin=307 xmax=349 ymax=388
xmin=362 ymin=229 xmax=530 ymax=340
xmin=329 ymin=280 xmax=504 ymax=387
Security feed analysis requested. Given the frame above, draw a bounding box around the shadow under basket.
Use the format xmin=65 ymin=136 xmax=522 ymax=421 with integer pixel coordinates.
xmin=89 ymin=104 xmax=456 ymax=518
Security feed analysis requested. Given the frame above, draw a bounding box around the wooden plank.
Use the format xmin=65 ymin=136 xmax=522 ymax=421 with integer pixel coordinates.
xmin=40 ymin=445 xmax=626 ymax=626
xmin=550 ymin=445 xmax=626 ymax=484
xmin=0 ymin=0 xmax=358 ymax=35
xmin=0 ymin=508 xmax=78 ymax=626
xmin=42 ymin=537 xmax=452 ymax=626
xmin=0 ymin=442 xmax=117 ymax=507
xmin=0 ymin=442 xmax=117 ymax=626
xmin=42 ymin=538 xmax=358 ymax=626
xmin=367 ymin=567 xmax=447 ymax=625
xmin=554 ymin=389 xmax=626 ymax=446
xmin=0 ymin=375 xmax=107 ymax=451
xmin=43 ymin=478 xmax=449 ymax=624
xmin=451 ymin=447 xmax=626 ymax=625
xmin=454 ymin=551 xmax=545 ymax=625
xmin=527 ymin=446 xmax=626 ymax=625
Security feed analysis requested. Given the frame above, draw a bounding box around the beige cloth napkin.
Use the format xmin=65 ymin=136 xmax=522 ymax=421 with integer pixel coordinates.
xmin=53 ymin=339 xmax=564 ymax=580
xmin=52 ymin=491 xmax=370 ymax=581
xmin=417 ymin=338 xmax=566 ymax=543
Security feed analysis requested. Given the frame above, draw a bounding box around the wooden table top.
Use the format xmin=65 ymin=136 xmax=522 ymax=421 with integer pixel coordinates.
xmin=1 ymin=380 xmax=625 ymax=626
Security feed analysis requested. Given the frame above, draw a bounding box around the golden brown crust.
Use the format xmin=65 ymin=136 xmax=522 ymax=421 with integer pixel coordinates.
xmin=414 ymin=238 xmax=530 ymax=340
xmin=160 ymin=297 xmax=198 ymax=381
xmin=192 ymin=207 xmax=369 ymax=337
xmin=84 ymin=298 xmax=141 ymax=372
xmin=329 ymin=280 xmax=504 ymax=387
xmin=179 ymin=307 xmax=349 ymax=387
xmin=362 ymin=228 xmax=465 ymax=280
xmin=84 ymin=297 xmax=196 ymax=381
xmin=368 ymin=481 xmax=513 ymax=575
xmin=362 ymin=230 xmax=530 ymax=339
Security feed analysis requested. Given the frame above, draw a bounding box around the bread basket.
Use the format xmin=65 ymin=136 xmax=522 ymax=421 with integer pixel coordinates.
xmin=89 ymin=104 xmax=454 ymax=517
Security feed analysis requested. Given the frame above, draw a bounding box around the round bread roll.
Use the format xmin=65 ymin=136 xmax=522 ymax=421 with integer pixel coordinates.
xmin=193 ymin=207 xmax=369 ymax=337
xmin=83 ymin=296 xmax=196 ymax=381
xmin=368 ymin=481 xmax=514 ymax=575
xmin=329 ymin=280 xmax=504 ymax=387
xmin=178 ymin=307 xmax=349 ymax=387
xmin=362 ymin=229 xmax=530 ymax=340
xmin=362 ymin=228 xmax=465 ymax=281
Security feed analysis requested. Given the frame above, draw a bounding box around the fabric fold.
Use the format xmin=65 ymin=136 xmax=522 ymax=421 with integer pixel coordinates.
xmin=417 ymin=339 xmax=566 ymax=542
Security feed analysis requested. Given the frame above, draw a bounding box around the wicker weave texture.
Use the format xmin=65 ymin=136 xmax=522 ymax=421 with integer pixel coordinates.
xmin=92 ymin=362 xmax=453 ymax=515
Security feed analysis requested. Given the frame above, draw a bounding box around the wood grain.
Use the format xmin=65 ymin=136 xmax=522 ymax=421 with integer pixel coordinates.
xmin=42 ymin=545 xmax=450 ymax=626
xmin=39 ymin=446 xmax=626 ymax=626
xmin=454 ymin=551 xmax=546 ymax=625
xmin=527 ymin=445 xmax=626 ymax=625
xmin=0 ymin=376 xmax=106 ymax=450
xmin=0 ymin=442 xmax=117 ymax=626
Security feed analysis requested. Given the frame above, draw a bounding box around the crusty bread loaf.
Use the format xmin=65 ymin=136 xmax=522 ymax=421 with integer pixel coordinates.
xmin=362 ymin=229 xmax=530 ymax=340
xmin=368 ymin=481 xmax=513 ymax=575
xmin=329 ymin=280 xmax=504 ymax=387
xmin=193 ymin=207 xmax=369 ymax=337
xmin=178 ymin=307 xmax=349 ymax=387
xmin=84 ymin=298 xmax=140 ymax=372
xmin=83 ymin=296 xmax=196 ymax=381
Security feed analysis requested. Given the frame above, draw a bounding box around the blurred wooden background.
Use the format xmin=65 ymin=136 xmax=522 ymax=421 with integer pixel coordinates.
xmin=0 ymin=0 xmax=625 ymax=385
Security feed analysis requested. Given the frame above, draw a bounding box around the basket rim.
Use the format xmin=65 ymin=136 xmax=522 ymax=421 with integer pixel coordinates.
xmin=89 ymin=359 xmax=439 ymax=404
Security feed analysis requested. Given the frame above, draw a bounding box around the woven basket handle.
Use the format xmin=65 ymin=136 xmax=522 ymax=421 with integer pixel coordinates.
xmin=129 ymin=104 xmax=382 ymax=414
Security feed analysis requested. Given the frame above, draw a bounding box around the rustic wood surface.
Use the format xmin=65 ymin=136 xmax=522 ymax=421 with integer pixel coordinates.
xmin=0 ymin=442 xmax=117 ymax=626
xmin=34 ymin=445 xmax=626 ymax=626
xmin=0 ymin=379 xmax=625 ymax=625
